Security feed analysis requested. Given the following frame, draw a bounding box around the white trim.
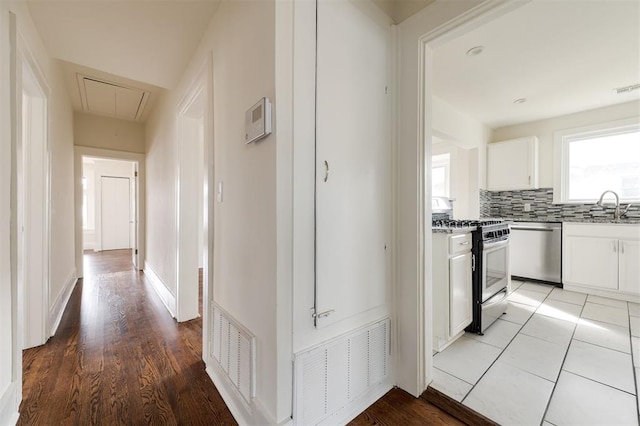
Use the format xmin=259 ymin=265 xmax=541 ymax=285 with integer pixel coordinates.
xmin=205 ymin=364 xmax=276 ymax=426
xmin=0 ymin=381 xmax=19 ymax=426
xmin=144 ymin=261 xmax=176 ymax=318
xmin=563 ymin=284 xmax=640 ymax=304
xmin=48 ymin=269 xmax=77 ymax=337
xmin=553 ymin=116 xmax=640 ymax=204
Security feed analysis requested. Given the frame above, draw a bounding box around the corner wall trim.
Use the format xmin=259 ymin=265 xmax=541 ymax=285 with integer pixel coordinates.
xmin=49 ymin=269 xmax=78 ymax=337
xmin=143 ymin=261 xmax=176 ymax=318
xmin=0 ymin=381 xmax=19 ymax=426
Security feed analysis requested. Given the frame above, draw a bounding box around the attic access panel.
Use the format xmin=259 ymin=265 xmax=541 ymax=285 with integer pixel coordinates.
xmin=77 ymin=75 xmax=150 ymax=121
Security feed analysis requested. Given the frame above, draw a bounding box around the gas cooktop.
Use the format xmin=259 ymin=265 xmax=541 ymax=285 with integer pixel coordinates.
xmin=432 ymin=219 xmax=504 ymax=228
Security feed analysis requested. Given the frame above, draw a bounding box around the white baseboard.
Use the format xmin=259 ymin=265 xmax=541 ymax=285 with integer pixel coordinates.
xmin=0 ymin=381 xmax=19 ymax=426
xmin=143 ymin=261 xmax=176 ymax=318
xmin=206 ymin=363 xmax=278 ymax=426
xmin=49 ymin=269 xmax=78 ymax=337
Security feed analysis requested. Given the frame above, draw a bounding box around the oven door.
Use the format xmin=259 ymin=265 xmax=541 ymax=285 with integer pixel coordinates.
xmin=482 ymin=238 xmax=509 ymax=302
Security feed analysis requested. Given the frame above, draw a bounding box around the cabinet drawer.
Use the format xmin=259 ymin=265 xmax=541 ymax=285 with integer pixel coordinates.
xmin=449 ymin=233 xmax=472 ymax=255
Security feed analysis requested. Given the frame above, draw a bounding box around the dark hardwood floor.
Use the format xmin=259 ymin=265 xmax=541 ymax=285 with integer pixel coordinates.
xmin=18 ymin=249 xmax=236 ymax=425
xmin=19 ymin=249 xmax=469 ymax=425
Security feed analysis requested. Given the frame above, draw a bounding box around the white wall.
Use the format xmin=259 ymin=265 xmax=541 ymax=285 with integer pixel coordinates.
xmin=0 ymin=3 xmax=17 ymax=421
xmin=82 ymin=161 xmax=95 ymax=250
xmin=432 ymin=95 xmax=489 ymax=218
xmin=491 ymin=100 xmax=640 ymax=188
xmin=144 ymin=0 xmax=280 ymax=423
xmin=1 ymin=0 xmax=75 ymax=420
xmin=74 ymin=112 xmax=145 ymax=154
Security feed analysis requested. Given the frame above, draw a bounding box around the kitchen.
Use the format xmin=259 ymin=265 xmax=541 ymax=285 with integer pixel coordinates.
xmin=426 ymin=1 xmax=640 ymax=425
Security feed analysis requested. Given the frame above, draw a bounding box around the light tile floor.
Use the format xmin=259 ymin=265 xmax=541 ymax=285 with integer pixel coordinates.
xmin=431 ymin=280 xmax=640 ymax=426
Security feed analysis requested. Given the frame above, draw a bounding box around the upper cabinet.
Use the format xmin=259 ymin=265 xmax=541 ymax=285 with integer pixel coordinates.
xmin=487 ymin=136 xmax=539 ymax=191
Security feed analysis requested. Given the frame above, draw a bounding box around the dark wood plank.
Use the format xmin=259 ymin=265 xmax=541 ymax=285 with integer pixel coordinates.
xmin=421 ymin=386 xmax=499 ymax=426
xmin=18 ymin=250 xmax=237 ymax=426
xmin=350 ymin=388 xmax=467 ymax=426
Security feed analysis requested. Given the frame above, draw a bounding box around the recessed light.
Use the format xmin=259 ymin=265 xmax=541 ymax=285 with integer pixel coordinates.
xmin=466 ymin=46 xmax=484 ymax=56
xmin=513 ymin=98 xmax=527 ymax=104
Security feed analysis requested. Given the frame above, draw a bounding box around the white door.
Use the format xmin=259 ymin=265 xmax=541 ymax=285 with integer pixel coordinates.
xmin=315 ymin=0 xmax=391 ymax=328
xmin=101 ymin=176 xmax=130 ymax=250
xmin=449 ymin=252 xmax=473 ymax=336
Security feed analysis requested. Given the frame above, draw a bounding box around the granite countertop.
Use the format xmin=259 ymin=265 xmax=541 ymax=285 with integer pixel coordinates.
xmin=486 ymin=217 xmax=640 ymax=225
xmin=432 ymin=226 xmax=476 ymax=234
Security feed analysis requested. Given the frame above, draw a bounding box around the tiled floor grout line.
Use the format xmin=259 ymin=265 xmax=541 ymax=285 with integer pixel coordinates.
xmin=628 ymin=301 xmax=640 ymax=418
xmin=459 ymin=283 xmax=553 ymax=405
xmin=539 ymin=294 xmax=587 ymax=426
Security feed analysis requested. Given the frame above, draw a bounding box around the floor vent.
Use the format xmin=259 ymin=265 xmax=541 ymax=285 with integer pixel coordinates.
xmin=294 ymin=318 xmax=391 ymax=425
xmin=211 ymin=303 xmax=256 ymax=404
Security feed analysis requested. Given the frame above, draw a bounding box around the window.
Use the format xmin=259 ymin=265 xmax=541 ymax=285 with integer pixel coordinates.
xmin=554 ymin=118 xmax=640 ymax=203
xmin=432 ymin=153 xmax=450 ymax=197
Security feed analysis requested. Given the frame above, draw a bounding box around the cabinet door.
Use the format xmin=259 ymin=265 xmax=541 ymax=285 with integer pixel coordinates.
xmin=619 ymin=239 xmax=640 ymax=294
xmin=449 ymin=252 xmax=473 ymax=336
xmin=564 ymin=236 xmax=618 ymax=290
xmin=314 ymin=0 xmax=391 ymax=327
xmin=487 ymin=137 xmax=538 ymax=191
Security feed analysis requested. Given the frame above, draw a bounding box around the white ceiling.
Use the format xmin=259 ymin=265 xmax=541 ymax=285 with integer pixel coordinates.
xmin=372 ymin=0 xmax=435 ymax=24
xmin=433 ymin=0 xmax=640 ymax=129
xmin=27 ymin=0 xmax=220 ymax=90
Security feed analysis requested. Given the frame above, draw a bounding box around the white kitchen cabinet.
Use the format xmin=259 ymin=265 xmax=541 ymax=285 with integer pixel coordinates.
xmin=487 ymin=136 xmax=539 ymax=191
xmin=563 ymin=223 xmax=640 ymax=300
xmin=619 ymin=239 xmax=640 ymax=294
xmin=433 ymin=231 xmax=473 ymax=352
xmin=449 ymin=252 xmax=473 ymax=337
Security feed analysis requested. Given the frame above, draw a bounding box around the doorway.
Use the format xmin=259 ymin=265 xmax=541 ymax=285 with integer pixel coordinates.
xmin=74 ymin=147 xmax=145 ymax=279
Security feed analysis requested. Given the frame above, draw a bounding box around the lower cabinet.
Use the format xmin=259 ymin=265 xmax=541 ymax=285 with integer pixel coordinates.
xmin=433 ymin=232 xmax=473 ymax=353
xmin=563 ymin=223 xmax=640 ymax=299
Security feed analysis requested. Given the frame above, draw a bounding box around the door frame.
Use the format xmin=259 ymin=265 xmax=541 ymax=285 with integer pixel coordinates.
xmin=413 ymin=0 xmax=529 ymax=392
xmin=74 ymin=147 xmax=146 ymax=278
xmin=175 ymin=53 xmax=214 ymax=331
xmin=16 ymin=30 xmax=51 ymax=350
xmin=100 ymin=175 xmax=132 ymax=251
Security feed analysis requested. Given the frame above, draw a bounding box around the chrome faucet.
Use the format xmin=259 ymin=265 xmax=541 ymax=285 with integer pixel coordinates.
xmin=596 ymin=190 xmax=631 ymax=219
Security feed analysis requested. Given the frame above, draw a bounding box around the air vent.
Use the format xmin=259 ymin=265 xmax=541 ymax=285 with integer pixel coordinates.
xmin=613 ymin=83 xmax=640 ymax=95
xmin=76 ymin=74 xmax=150 ymax=121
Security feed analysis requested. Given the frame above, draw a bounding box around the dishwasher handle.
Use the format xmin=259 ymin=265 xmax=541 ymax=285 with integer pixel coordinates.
xmin=511 ymin=226 xmax=555 ymax=232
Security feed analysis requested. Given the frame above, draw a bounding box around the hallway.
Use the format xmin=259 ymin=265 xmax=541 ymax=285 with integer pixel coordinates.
xmin=18 ymin=250 xmax=236 ymax=425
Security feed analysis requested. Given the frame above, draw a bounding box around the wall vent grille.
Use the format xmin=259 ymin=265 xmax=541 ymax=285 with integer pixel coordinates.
xmin=211 ymin=303 xmax=256 ymax=404
xmin=294 ymin=318 xmax=390 ymax=425
xmin=613 ymin=83 xmax=640 ymax=94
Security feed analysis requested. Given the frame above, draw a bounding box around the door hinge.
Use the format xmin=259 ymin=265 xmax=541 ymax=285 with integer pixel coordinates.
xmin=135 ymin=249 xmax=138 ymax=255
xmin=135 ymin=171 xmax=138 ymax=177
xmin=472 ymin=254 xmax=476 ymax=272
xmin=385 ymin=86 xmax=388 ymax=94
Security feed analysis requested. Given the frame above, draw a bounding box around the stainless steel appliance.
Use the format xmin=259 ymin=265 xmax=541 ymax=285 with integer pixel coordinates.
xmin=510 ymin=222 xmax=562 ymax=285
xmin=469 ymin=220 xmax=510 ymax=334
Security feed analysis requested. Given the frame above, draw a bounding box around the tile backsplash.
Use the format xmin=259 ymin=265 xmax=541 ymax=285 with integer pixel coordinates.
xmin=480 ymin=187 xmax=640 ymax=221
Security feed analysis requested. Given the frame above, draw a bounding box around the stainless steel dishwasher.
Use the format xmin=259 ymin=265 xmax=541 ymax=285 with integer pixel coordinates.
xmin=510 ymin=222 xmax=562 ymax=284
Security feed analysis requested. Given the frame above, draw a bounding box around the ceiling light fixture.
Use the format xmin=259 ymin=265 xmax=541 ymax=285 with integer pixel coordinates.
xmin=513 ymin=98 xmax=527 ymax=104
xmin=466 ymin=46 xmax=484 ymax=56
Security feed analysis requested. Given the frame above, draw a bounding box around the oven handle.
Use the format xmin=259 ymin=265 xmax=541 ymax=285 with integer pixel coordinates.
xmin=484 ymin=288 xmax=508 ymax=308
xmin=484 ymin=239 xmax=509 ymax=251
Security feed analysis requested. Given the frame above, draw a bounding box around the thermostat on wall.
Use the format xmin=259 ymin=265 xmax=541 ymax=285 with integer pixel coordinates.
xmin=245 ymin=97 xmax=272 ymax=144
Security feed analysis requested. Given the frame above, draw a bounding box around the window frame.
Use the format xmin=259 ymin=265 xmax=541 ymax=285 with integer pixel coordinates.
xmin=553 ymin=116 xmax=640 ymax=204
xmin=431 ymin=153 xmax=451 ymax=198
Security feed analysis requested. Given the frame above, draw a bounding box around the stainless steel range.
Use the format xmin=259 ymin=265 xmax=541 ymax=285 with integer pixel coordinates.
xmin=431 ymin=218 xmax=511 ymax=334
xmin=469 ymin=220 xmax=510 ymax=334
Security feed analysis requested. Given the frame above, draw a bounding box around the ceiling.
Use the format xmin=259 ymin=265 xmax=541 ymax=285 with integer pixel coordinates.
xmin=27 ymin=0 xmax=220 ymax=90
xmin=372 ymin=0 xmax=435 ymax=24
xmin=59 ymin=60 xmax=164 ymax=122
xmin=433 ymin=0 xmax=640 ymax=129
